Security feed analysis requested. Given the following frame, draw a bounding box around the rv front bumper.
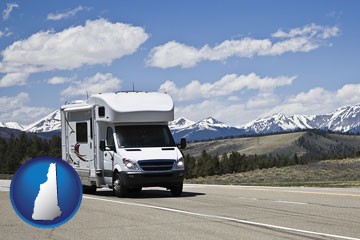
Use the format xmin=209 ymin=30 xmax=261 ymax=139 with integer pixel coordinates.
xmin=119 ymin=170 xmax=185 ymax=188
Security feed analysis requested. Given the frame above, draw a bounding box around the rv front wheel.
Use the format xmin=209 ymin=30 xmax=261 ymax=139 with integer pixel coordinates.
xmin=113 ymin=172 xmax=127 ymax=197
xmin=170 ymin=185 xmax=183 ymax=197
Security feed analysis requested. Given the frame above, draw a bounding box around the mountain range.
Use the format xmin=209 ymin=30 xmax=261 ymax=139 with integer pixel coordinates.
xmin=241 ymin=104 xmax=360 ymax=135
xmin=0 ymin=104 xmax=359 ymax=141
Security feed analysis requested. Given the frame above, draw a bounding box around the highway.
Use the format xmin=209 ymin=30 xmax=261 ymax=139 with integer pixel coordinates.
xmin=1 ymin=180 xmax=360 ymax=240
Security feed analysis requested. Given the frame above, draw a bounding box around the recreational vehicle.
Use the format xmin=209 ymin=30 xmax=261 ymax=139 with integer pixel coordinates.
xmin=61 ymin=92 xmax=186 ymax=197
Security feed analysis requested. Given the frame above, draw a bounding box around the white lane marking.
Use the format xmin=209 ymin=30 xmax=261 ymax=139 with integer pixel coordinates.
xmin=275 ymin=200 xmax=308 ymax=205
xmin=83 ymin=195 xmax=360 ymax=240
xmin=0 ymin=180 xmax=11 ymax=192
xmin=184 ymin=184 xmax=360 ymax=198
xmin=238 ymin=196 xmax=258 ymax=201
xmin=237 ymin=197 xmax=307 ymax=205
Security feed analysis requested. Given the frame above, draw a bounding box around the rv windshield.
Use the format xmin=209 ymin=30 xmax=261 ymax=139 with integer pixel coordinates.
xmin=115 ymin=125 xmax=176 ymax=148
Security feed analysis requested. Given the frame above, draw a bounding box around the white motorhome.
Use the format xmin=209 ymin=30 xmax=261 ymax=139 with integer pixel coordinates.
xmin=61 ymin=92 xmax=186 ymax=197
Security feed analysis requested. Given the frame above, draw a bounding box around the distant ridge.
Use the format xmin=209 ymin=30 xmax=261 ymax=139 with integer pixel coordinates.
xmin=241 ymin=104 xmax=360 ymax=134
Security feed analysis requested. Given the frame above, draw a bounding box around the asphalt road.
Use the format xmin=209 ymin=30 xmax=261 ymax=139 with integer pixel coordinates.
xmin=1 ymin=180 xmax=360 ymax=240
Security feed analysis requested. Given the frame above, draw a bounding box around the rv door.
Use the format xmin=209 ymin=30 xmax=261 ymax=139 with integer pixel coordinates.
xmin=66 ymin=110 xmax=94 ymax=171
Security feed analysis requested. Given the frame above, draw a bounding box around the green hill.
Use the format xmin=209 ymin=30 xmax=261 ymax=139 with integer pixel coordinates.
xmin=184 ymin=131 xmax=360 ymax=158
xmin=186 ymin=158 xmax=360 ymax=187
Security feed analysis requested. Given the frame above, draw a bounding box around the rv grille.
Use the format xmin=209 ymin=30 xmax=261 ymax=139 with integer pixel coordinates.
xmin=138 ymin=160 xmax=175 ymax=171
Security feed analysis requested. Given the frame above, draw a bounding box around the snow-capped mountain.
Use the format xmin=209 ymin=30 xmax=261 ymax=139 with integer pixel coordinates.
xmin=242 ymin=113 xmax=314 ymax=134
xmin=0 ymin=122 xmax=25 ymax=131
xmin=168 ymin=117 xmax=195 ymax=131
xmin=242 ymin=104 xmax=360 ymax=134
xmin=323 ymin=105 xmax=360 ymax=132
xmin=24 ymin=110 xmax=61 ymax=133
xmin=171 ymin=117 xmax=244 ymax=142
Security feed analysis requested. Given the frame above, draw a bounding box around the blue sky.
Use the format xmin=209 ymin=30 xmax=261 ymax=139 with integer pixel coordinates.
xmin=0 ymin=0 xmax=359 ymax=126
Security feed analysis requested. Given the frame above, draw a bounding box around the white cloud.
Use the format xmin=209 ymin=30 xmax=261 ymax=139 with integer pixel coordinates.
xmin=0 ymin=28 xmax=13 ymax=38
xmin=147 ymin=41 xmax=201 ymax=69
xmin=61 ymin=72 xmax=121 ymax=97
xmin=47 ymin=76 xmax=73 ymax=85
xmin=159 ymin=73 xmax=296 ymax=101
xmin=170 ymin=82 xmax=360 ymax=126
xmin=271 ymin=23 xmax=339 ymax=39
xmin=47 ymin=6 xmax=86 ymax=21
xmin=335 ymin=84 xmax=360 ymax=104
xmin=0 ymin=72 xmax=29 ymax=87
xmin=261 ymin=37 xmax=318 ymax=56
xmin=246 ymin=93 xmax=279 ymax=109
xmin=0 ymin=92 xmax=52 ymax=125
xmin=200 ymin=38 xmax=272 ymax=60
xmin=289 ymin=87 xmax=333 ymax=104
xmin=0 ymin=19 xmax=149 ymax=87
xmin=0 ymin=92 xmax=28 ymax=112
xmin=175 ymin=100 xmax=243 ymax=123
xmin=264 ymin=84 xmax=360 ymax=117
xmin=147 ymin=24 xmax=339 ymax=68
xmin=2 ymin=3 xmax=19 ymax=21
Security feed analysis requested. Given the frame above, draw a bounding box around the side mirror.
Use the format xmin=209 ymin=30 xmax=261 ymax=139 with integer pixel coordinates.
xmin=99 ymin=140 xmax=106 ymax=151
xmin=108 ymin=145 xmax=116 ymax=152
xmin=180 ymin=138 xmax=187 ymax=149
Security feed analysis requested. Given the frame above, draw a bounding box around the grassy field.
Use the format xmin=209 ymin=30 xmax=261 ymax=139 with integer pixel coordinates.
xmin=185 ymin=158 xmax=360 ymax=187
xmin=0 ymin=174 xmax=12 ymax=180
xmin=184 ymin=131 xmax=360 ymax=158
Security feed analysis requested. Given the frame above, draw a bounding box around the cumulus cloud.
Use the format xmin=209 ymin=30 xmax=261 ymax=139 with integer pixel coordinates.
xmin=2 ymin=3 xmax=19 ymax=21
xmin=47 ymin=6 xmax=87 ymax=21
xmin=159 ymin=73 xmax=296 ymax=101
xmin=61 ymin=72 xmax=121 ymax=97
xmin=169 ymin=81 xmax=360 ymax=126
xmin=175 ymin=100 xmax=243 ymax=122
xmin=265 ymin=83 xmax=360 ymax=121
xmin=0 ymin=19 xmax=149 ymax=87
xmin=263 ymin=84 xmax=360 ymax=117
xmin=147 ymin=23 xmax=339 ymax=68
xmin=47 ymin=76 xmax=73 ymax=85
xmin=174 ymin=99 xmax=265 ymax=126
xmin=147 ymin=41 xmax=201 ymax=69
xmin=0 ymin=92 xmax=52 ymax=124
xmin=0 ymin=72 xmax=29 ymax=87
xmin=0 ymin=28 xmax=13 ymax=38
xmin=271 ymin=23 xmax=339 ymax=39
xmin=246 ymin=93 xmax=279 ymax=109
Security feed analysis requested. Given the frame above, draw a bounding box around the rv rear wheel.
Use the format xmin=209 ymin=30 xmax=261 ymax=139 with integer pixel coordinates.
xmin=170 ymin=185 xmax=183 ymax=197
xmin=113 ymin=172 xmax=127 ymax=197
xmin=83 ymin=185 xmax=97 ymax=194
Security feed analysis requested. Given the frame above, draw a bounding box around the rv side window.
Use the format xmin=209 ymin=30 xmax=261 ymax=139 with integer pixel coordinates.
xmin=90 ymin=118 xmax=93 ymax=139
xmin=98 ymin=106 xmax=105 ymax=117
xmin=76 ymin=122 xmax=88 ymax=143
xmin=106 ymin=127 xmax=115 ymax=147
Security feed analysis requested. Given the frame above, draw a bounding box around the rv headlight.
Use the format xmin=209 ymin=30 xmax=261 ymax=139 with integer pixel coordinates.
xmin=123 ymin=158 xmax=139 ymax=170
xmin=175 ymin=157 xmax=185 ymax=169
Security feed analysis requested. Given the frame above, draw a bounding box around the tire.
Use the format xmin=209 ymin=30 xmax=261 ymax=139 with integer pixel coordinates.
xmin=170 ymin=185 xmax=183 ymax=197
xmin=113 ymin=172 xmax=127 ymax=198
xmin=83 ymin=185 xmax=97 ymax=194
xmin=129 ymin=187 xmax=142 ymax=193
